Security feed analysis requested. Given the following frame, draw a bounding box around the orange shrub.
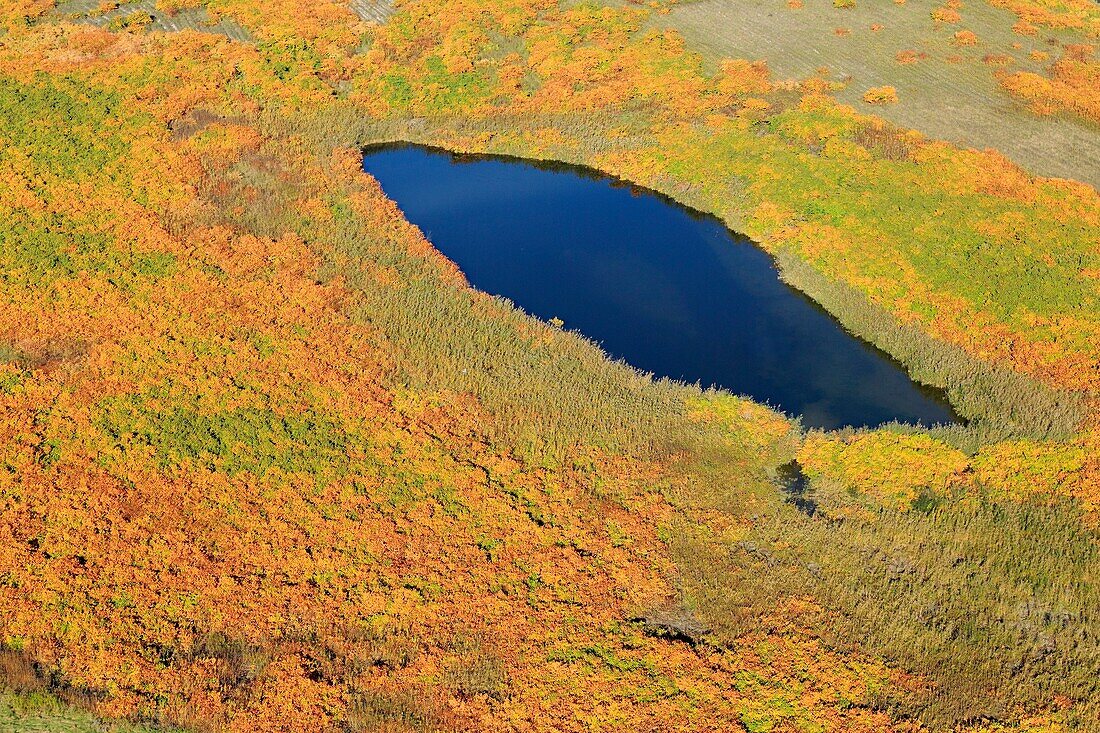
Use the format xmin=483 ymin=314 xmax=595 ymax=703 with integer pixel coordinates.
xmin=932 ymin=6 xmax=962 ymax=23
xmin=986 ymin=0 xmax=1098 ymax=35
xmin=716 ymin=58 xmax=772 ymax=97
xmin=863 ymin=85 xmax=899 ymax=103
xmin=998 ymin=46 xmax=1100 ymax=124
xmin=155 ymin=0 xmax=202 ymax=15
xmin=1065 ymin=42 xmax=1096 ymax=61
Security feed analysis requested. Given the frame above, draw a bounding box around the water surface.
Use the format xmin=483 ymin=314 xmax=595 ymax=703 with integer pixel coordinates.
xmin=362 ymin=144 xmax=958 ymax=430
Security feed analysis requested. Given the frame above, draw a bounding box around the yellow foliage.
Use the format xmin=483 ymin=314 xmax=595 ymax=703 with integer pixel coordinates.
xmin=0 ymin=0 xmax=1098 ymax=729
xmin=799 ymin=432 xmax=968 ymax=509
xmin=863 ymin=85 xmax=899 ymax=103
xmin=953 ymin=29 xmax=980 ymax=45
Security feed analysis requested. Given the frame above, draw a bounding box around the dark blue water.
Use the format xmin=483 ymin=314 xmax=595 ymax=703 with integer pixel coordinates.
xmin=362 ymin=144 xmax=958 ymax=430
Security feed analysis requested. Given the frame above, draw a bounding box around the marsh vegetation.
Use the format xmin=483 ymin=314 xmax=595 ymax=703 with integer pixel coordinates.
xmin=361 ymin=142 xmax=959 ymax=430
xmin=0 ymin=0 xmax=1097 ymax=730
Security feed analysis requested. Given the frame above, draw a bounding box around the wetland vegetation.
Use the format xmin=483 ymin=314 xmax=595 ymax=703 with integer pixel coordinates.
xmin=362 ymin=142 xmax=959 ymax=430
xmin=0 ymin=0 xmax=1098 ymax=731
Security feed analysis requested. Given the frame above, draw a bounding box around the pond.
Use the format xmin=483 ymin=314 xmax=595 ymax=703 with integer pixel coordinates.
xmin=362 ymin=143 xmax=959 ymax=430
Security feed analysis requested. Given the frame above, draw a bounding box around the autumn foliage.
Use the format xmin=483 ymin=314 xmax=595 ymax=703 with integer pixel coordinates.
xmin=862 ymin=85 xmax=899 ymax=103
xmin=0 ymin=0 xmax=1098 ymax=731
xmin=999 ymin=43 xmax=1100 ymax=124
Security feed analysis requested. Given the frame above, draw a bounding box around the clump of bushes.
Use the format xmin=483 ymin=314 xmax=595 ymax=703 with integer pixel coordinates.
xmin=953 ymin=29 xmax=979 ymax=45
xmin=862 ymin=85 xmax=899 ymax=104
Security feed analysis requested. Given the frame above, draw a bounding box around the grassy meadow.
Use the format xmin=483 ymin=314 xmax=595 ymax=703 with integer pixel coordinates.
xmin=0 ymin=0 xmax=1098 ymax=730
xmin=638 ymin=0 xmax=1100 ymax=186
